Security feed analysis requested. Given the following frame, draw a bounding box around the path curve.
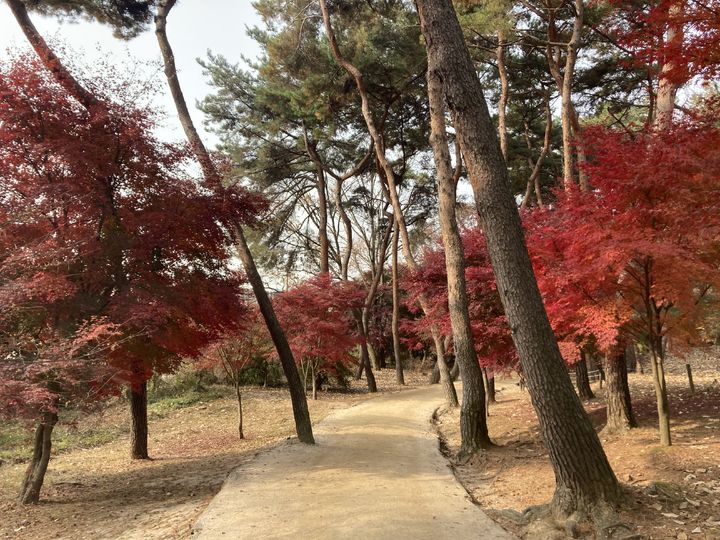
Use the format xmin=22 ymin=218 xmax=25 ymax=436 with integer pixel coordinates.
xmin=191 ymin=385 xmax=514 ymax=539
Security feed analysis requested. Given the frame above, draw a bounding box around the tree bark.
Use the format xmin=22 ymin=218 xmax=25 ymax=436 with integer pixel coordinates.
xmin=496 ymin=29 xmax=509 ymax=162
xmin=154 ymin=0 xmax=314 ymax=444
xmin=575 ymin=352 xmax=595 ymax=400
xmin=235 ymin=230 xmax=315 ymax=442
xmin=391 ymin=224 xmax=405 ymax=385
xmin=303 ymin=130 xmax=330 ymax=273
xmin=520 ymin=98 xmax=551 ymax=210
xmin=483 ymin=369 xmax=496 ymax=403
xmin=130 ymin=380 xmax=149 ymax=459
xmin=426 ymin=69 xmax=490 ymax=450
xmin=654 ymin=4 xmax=683 ymax=130
xmin=685 ymin=363 xmax=695 ymax=394
xmin=650 ymin=336 xmax=671 ymax=446
xmin=19 ymin=411 xmax=57 ymax=504
xmin=235 ymin=382 xmax=244 ymax=440
xmin=431 ymin=331 xmax=459 ymax=407
xmin=6 ymin=0 xmax=100 ymax=110
xmin=603 ymin=345 xmax=636 ymax=433
xmin=416 ymin=0 xmax=620 ymax=514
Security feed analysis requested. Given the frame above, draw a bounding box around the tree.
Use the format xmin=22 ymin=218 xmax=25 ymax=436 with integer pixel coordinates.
xmin=275 ymin=274 xmax=365 ymax=400
xmin=530 ymin=122 xmax=720 ymax=445
xmin=416 ymin=0 xmax=621 ymax=518
xmin=201 ymin=313 xmax=270 ymax=440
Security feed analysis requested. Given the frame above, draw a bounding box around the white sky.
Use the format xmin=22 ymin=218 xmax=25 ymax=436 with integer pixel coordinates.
xmin=0 ymin=0 xmax=262 ymax=146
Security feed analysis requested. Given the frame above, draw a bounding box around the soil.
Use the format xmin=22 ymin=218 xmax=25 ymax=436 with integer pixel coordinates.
xmin=0 ymin=369 xmax=425 ymax=540
xmin=435 ymin=371 xmax=720 ymax=539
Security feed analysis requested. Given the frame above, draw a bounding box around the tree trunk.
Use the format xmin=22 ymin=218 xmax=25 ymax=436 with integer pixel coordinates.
xmin=450 ymin=361 xmax=460 ymax=381
xmin=650 ymin=337 xmax=672 ymax=446
xmin=311 ymin=364 xmax=318 ymax=401
xmin=655 ymin=4 xmax=683 ymax=130
xmin=625 ymin=341 xmax=638 ymax=373
xmin=130 ymin=380 xmax=149 ymax=460
xmin=391 ymin=224 xmax=405 ymax=385
xmin=429 ymin=361 xmax=441 ymax=384
xmin=496 ymin=29 xmax=508 ymax=162
xmin=603 ymin=346 xmax=636 ymax=433
xmin=685 ymin=363 xmax=695 ymax=394
xmin=416 ymin=0 xmax=620 ymax=514
xmin=426 ymin=69 xmax=489 ymax=450
xmin=430 ymin=331 xmax=459 ymax=407
xmin=483 ymin=369 xmax=496 ymax=403
xmin=367 ymin=342 xmax=380 ymax=370
xmin=520 ymin=99 xmax=551 ymax=210
xmin=575 ymin=353 xmax=595 ymax=400
xmin=303 ymin=131 xmax=330 ymax=273
xmin=154 ymin=1 xmax=314 ymax=445
xmin=358 ymin=338 xmax=378 ymax=393
xmin=19 ymin=411 xmax=57 ymax=504
xmin=235 ymin=382 xmax=244 ymax=440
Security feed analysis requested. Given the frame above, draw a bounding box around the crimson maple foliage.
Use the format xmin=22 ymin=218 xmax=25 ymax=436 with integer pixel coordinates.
xmin=0 ymin=52 xmax=262 ymax=492
xmin=274 ymin=273 xmax=365 ymax=398
xmin=403 ymin=230 xmax=517 ymax=373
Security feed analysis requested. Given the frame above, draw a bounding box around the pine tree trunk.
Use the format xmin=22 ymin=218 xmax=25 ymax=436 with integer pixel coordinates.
xmin=603 ymin=347 xmax=636 ymax=433
xmin=154 ymin=1 xmax=315 ymax=445
xmin=426 ymin=70 xmax=489 ymax=449
xmin=450 ymin=361 xmax=460 ymax=381
xmin=130 ymin=380 xmax=149 ymax=460
xmin=416 ymin=0 xmax=620 ymax=514
xmin=235 ymin=230 xmax=315 ymax=443
xmin=575 ymin=353 xmax=595 ymax=400
xmin=429 ymin=361 xmax=441 ymax=384
xmin=431 ymin=331 xmax=459 ymax=408
xmin=235 ymin=382 xmax=244 ymax=440
xmin=391 ymin=225 xmax=405 ymax=385
xmin=368 ymin=342 xmax=380 ymax=370
xmin=19 ymin=411 xmax=57 ymax=504
xmin=483 ymin=369 xmax=496 ymax=403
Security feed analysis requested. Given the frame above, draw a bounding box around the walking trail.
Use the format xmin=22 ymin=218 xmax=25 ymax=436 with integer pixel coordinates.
xmin=191 ymin=385 xmax=515 ymax=539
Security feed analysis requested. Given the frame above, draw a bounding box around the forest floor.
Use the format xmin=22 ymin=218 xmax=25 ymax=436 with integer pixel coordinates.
xmin=0 ymin=369 xmax=425 ymax=540
xmin=436 ymin=370 xmax=720 ymax=539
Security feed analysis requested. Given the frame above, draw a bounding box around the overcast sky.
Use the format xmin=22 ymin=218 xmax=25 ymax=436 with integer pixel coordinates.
xmin=0 ymin=0 xmax=262 ymax=146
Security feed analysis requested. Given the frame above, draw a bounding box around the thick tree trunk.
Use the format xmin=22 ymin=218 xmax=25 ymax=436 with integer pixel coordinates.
xmin=603 ymin=347 xmax=636 ymax=433
xmin=235 ymin=382 xmax=244 ymax=440
xmin=416 ymin=0 xmax=620 ymax=514
xmin=429 ymin=361 xmax=441 ymax=384
xmin=391 ymin=225 xmax=405 ymax=385
xmin=368 ymin=342 xmax=380 ymax=370
xmin=154 ymin=1 xmax=314 ymax=444
xmin=450 ymin=360 xmax=460 ymax=381
xmin=575 ymin=353 xmax=595 ymax=400
xmin=130 ymin=380 xmax=149 ymax=459
xmin=19 ymin=411 xmax=57 ymax=504
xmin=426 ymin=69 xmax=490 ymax=450
xmin=625 ymin=341 xmax=638 ymax=373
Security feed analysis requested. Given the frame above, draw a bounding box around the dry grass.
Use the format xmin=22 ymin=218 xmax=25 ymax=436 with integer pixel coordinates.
xmin=0 ymin=368 xmax=425 ymax=540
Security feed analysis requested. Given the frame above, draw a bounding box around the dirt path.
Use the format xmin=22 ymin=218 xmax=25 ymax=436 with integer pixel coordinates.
xmin=191 ymin=385 xmax=514 ymax=539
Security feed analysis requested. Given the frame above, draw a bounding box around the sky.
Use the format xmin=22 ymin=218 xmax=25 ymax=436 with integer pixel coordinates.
xmin=0 ymin=0 xmax=263 ymax=146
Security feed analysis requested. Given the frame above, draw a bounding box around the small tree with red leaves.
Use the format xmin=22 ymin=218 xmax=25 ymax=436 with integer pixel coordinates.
xmin=403 ymin=230 xmax=517 ymax=376
xmin=275 ymin=274 xmax=365 ymax=399
xmin=200 ymin=312 xmax=272 ymax=439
